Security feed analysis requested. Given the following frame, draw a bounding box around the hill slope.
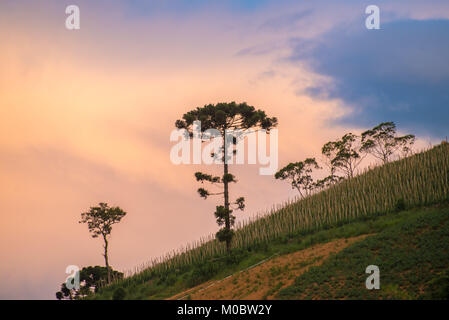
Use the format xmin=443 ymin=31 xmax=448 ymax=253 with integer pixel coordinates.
xmin=92 ymin=143 xmax=449 ymax=300
xmin=168 ymin=206 xmax=449 ymax=300
xmin=169 ymin=234 xmax=370 ymax=300
xmin=278 ymin=206 xmax=449 ymax=300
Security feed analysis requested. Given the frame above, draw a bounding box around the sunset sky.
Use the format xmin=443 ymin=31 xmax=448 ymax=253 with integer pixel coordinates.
xmin=1 ymin=0 xmax=448 ymax=299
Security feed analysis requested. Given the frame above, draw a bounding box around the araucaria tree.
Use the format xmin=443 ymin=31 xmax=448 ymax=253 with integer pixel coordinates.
xmin=79 ymin=203 xmax=127 ymax=284
xmin=322 ymin=133 xmax=367 ymax=179
xmin=275 ymin=158 xmax=321 ymax=198
xmin=175 ymin=102 xmax=277 ymax=252
xmin=361 ymin=122 xmax=415 ymax=163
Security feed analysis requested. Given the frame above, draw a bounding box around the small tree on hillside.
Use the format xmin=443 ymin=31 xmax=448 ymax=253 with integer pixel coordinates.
xmin=175 ymin=102 xmax=277 ymax=252
xmin=275 ymin=158 xmax=321 ymax=198
xmin=322 ymin=133 xmax=367 ymax=179
xmin=361 ymin=122 xmax=416 ymax=163
xmin=79 ymin=203 xmax=126 ymax=284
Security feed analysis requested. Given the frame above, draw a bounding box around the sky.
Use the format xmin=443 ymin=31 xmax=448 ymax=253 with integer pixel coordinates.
xmin=0 ymin=0 xmax=448 ymax=299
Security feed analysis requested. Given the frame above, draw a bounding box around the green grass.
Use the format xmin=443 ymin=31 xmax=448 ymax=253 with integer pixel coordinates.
xmin=90 ymin=143 xmax=449 ymax=299
xmin=277 ymin=206 xmax=449 ymax=300
xmin=92 ymin=204 xmax=448 ymax=299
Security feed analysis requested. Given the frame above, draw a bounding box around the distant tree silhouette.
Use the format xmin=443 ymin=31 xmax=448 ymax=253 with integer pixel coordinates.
xmin=275 ymin=158 xmax=321 ymax=198
xmin=322 ymin=133 xmax=367 ymax=179
xmin=361 ymin=122 xmax=415 ymax=163
xmin=79 ymin=203 xmax=126 ymax=284
xmin=55 ymin=266 xmax=123 ymax=299
xmin=56 ymin=283 xmax=73 ymax=300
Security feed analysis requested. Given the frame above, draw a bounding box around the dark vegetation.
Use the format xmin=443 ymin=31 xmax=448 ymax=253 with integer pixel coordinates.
xmin=278 ymin=206 xmax=449 ymax=299
xmin=56 ymin=266 xmax=123 ymax=300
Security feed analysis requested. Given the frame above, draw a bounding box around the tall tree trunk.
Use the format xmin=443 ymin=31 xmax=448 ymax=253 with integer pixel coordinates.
xmin=103 ymin=235 xmax=111 ymax=284
xmin=223 ymin=132 xmax=231 ymax=253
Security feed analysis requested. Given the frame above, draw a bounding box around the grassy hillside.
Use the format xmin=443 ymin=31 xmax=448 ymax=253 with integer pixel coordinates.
xmin=91 ymin=143 xmax=449 ymax=300
xmin=167 ymin=206 xmax=449 ymax=300
xmin=278 ymin=206 xmax=449 ymax=299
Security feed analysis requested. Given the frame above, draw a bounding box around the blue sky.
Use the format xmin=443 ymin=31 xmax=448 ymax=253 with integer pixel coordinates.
xmin=122 ymin=0 xmax=272 ymax=17
xmin=120 ymin=0 xmax=448 ymax=137
xmin=290 ymin=18 xmax=449 ymax=137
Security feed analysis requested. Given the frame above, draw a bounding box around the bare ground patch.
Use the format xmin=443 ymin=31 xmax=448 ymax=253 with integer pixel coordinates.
xmin=168 ymin=234 xmax=371 ymax=300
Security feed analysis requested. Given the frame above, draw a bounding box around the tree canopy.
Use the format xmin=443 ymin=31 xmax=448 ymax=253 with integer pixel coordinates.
xmin=361 ymin=122 xmax=415 ymax=163
xmin=275 ymin=158 xmax=321 ymax=198
xmin=322 ymin=133 xmax=367 ymax=179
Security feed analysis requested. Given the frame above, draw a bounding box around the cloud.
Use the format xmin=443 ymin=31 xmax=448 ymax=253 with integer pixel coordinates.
xmin=235 ymin=42 xmax=282 ymax=56
xmin=259 ymin=9 xmax=312 ymax=31
xmin=121 ymin=0 xmax=271 ymax=17
xmin=290 ymin=19 xmax=449 ymax=137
